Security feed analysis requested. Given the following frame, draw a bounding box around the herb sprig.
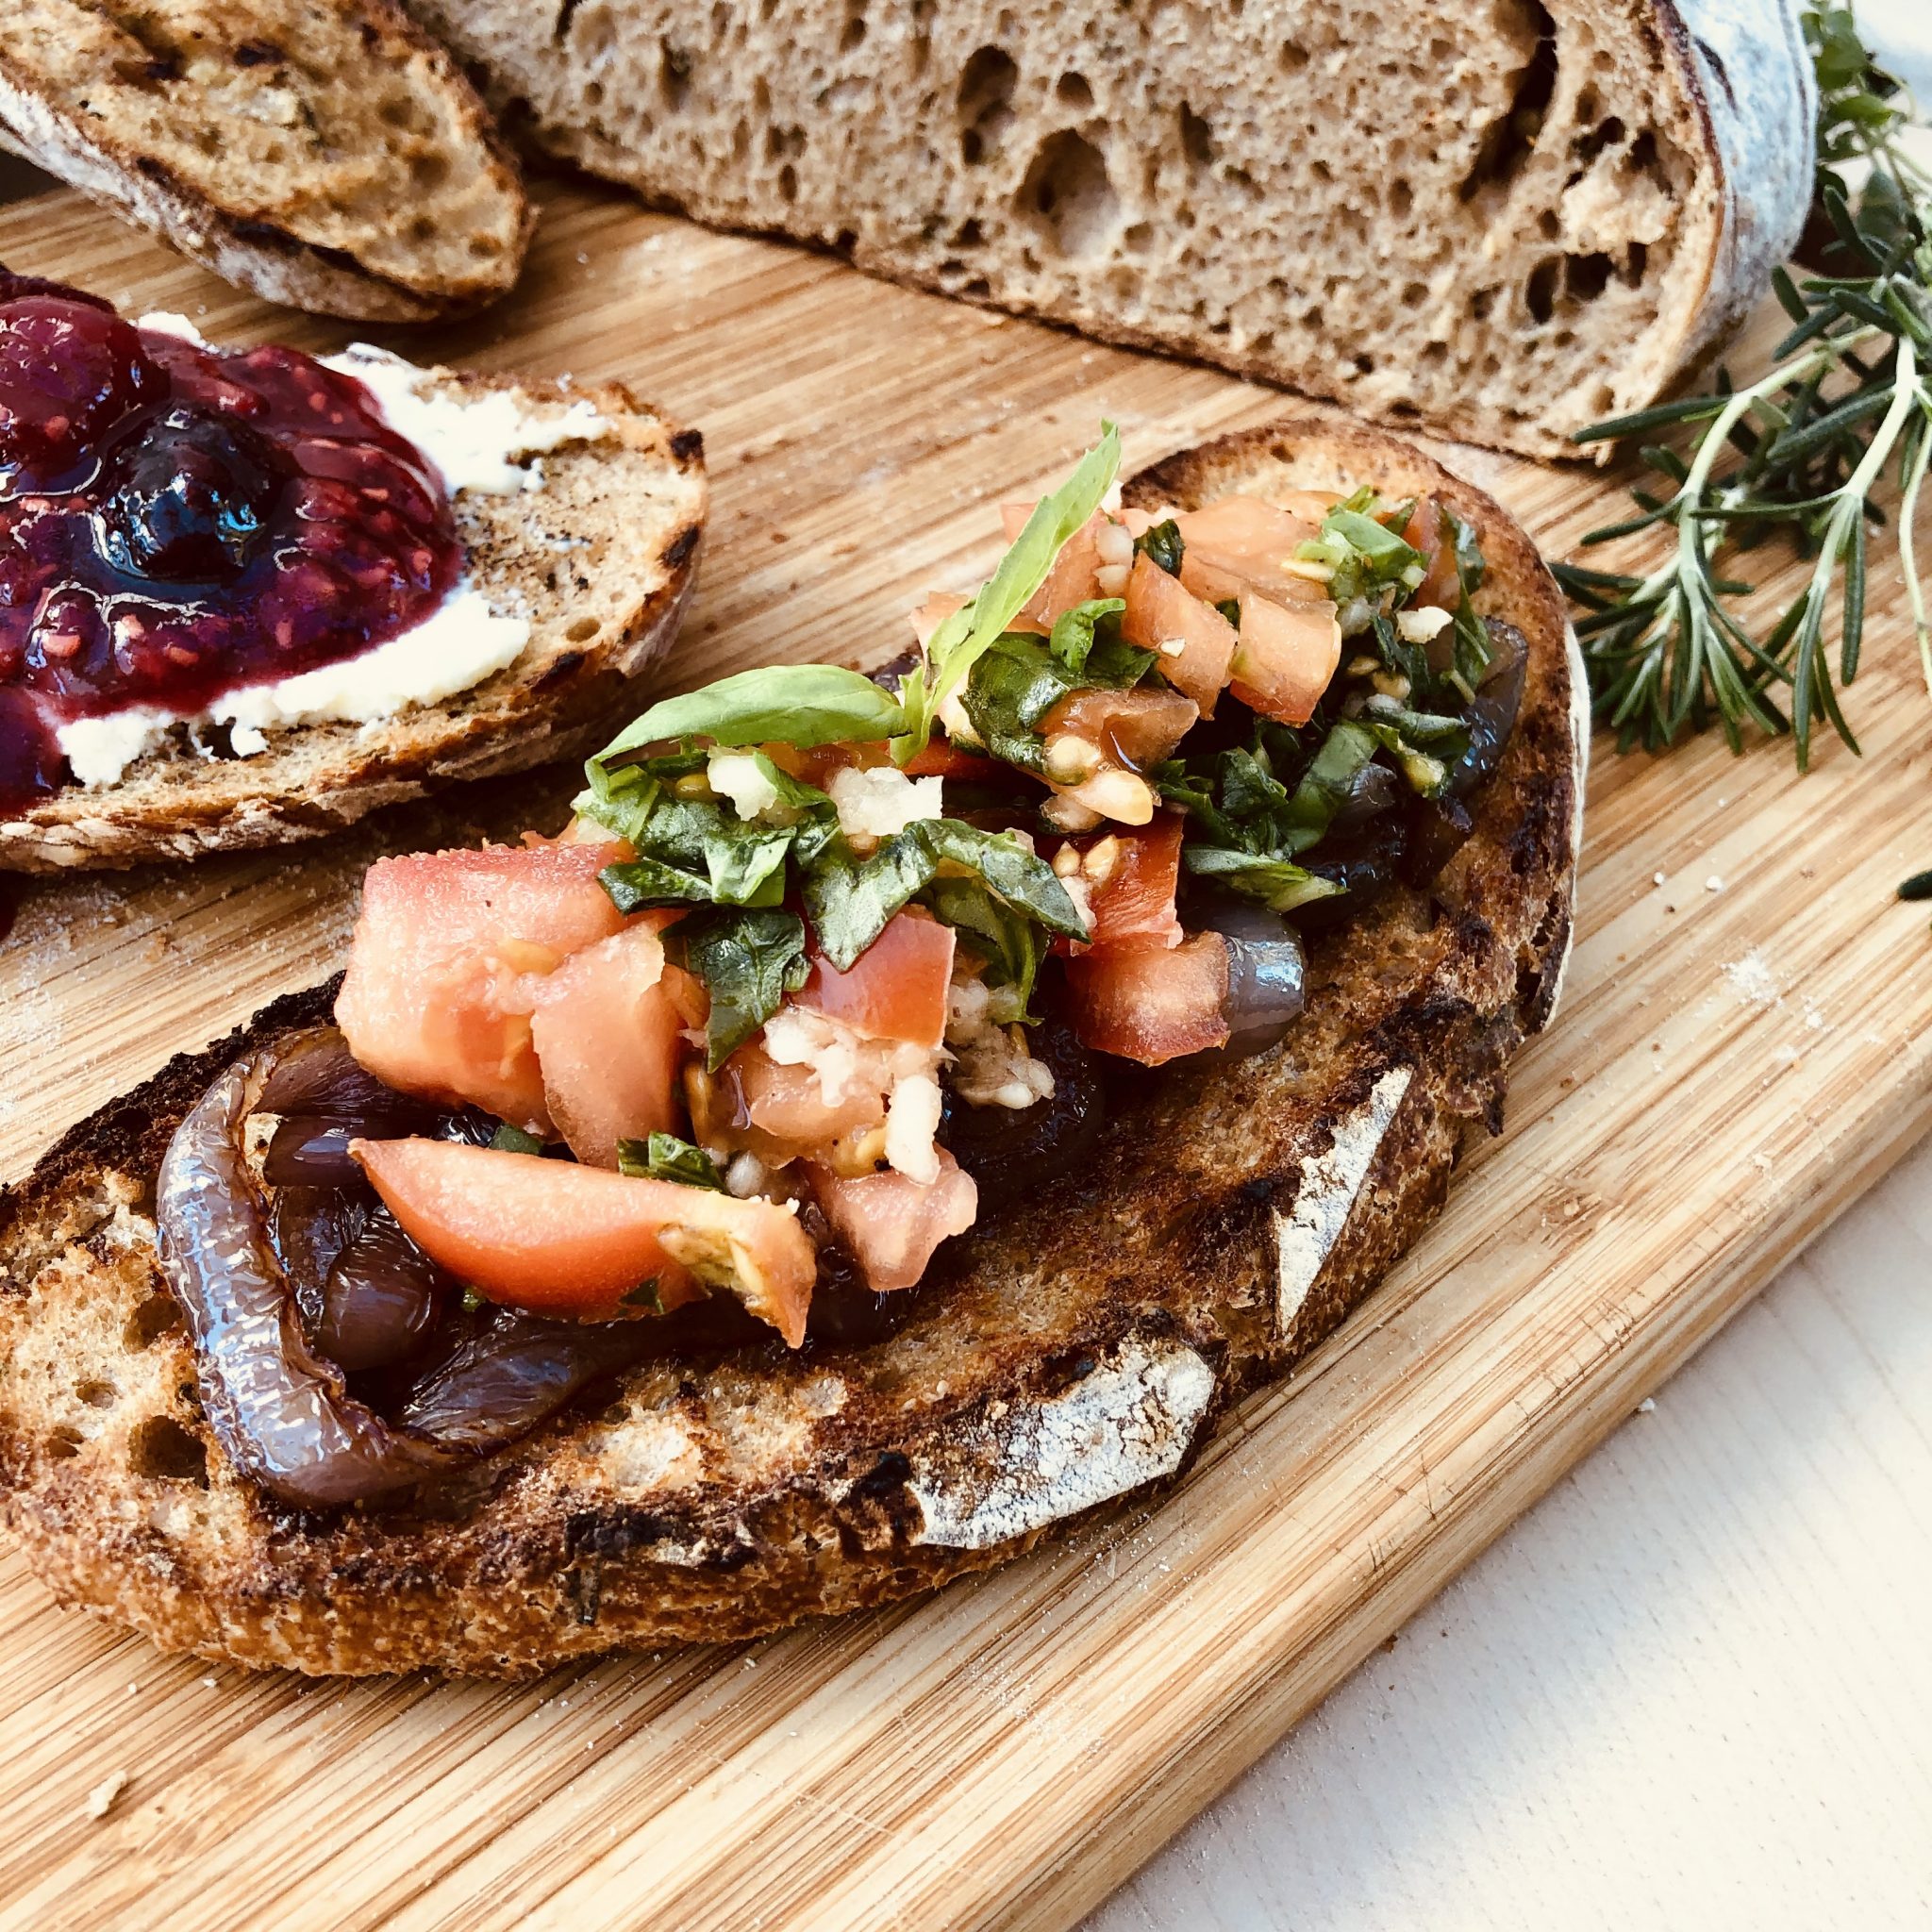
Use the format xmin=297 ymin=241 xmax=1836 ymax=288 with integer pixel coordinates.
xmin=1556 ymin=7 xmax=1932 ymax=768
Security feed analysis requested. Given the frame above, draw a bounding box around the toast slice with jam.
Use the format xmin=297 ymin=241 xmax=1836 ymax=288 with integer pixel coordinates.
xmin=0 ymin=418 xmax=1583 ymax=1674
xmin=0 ymin=272 xmax=707 ymax=872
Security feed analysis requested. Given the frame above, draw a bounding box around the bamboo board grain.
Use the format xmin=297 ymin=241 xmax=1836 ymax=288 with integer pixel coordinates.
xmin=2 ymin=175 xmax=1930 ymax=1932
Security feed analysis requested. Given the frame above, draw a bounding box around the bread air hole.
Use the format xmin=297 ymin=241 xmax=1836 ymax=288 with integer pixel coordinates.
xmin=658 ymin=36 xmax=693 ymax=109
xmin=1057 ymin=71 xmax=1092 ymax=110
xmin=1014 ymin=131 xmax=1119 ymax=259
xmin=46 ymin=1425 xmax=83 ymax=1461
xmin=958 ymin=45 xmax=1017 ymax=166
xmin=1457 ymin=0 xmax=1557 ymax=206
xmin=129 ymin=1415 xmax=209 ymax=1487
xmin=125 ymin=1294 xmax=181 ymax=1349
xmin=76 ymin=1379 xmax=119 ymax=1410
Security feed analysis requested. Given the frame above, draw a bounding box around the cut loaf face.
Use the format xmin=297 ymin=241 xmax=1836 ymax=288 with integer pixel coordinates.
xmin=405 ymin=0 xmax=1814 ymax=455
xmin=0 ymin=418 xmax=1585 ymax=1675
xmin=0 ymin=0 xmax=532 ymax=320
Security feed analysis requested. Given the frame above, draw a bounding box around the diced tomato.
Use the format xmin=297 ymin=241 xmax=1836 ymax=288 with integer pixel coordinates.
xmin=902 ymin=738 xmax=1000 ymax=781
xmin=1402 ymin=494 xmax=1464 ymax=609
xmin=1079 ymin=813 xmax=1185 ymax=950
xmin=1002 ymin=504 xmax=1103 ymax=629
xmin=909 ymin=591 xmax=967 ymax=649
xmin=529 ymin=919 xmax=691 ymax=1169
xmin=725 ymin=1041 xmax=888 ymax=1148
xmin=1064 ymin=931 xmax=1231 ymax=1065
xmin=1043 ymin=686 xmax=1199 ymax=772
xmin=353 ymin=1138 xmax=818 ymax=1343
xmin=797 ymin=910 xmax=955 ymax=1047
xmin=1175 ymin=496 xmax=1322 ymax=575
xmin=1121 ymin=551 xmax=1237 ymax=714
xmin=808 ymin=1151 xmax=978 ymax=1292
xmin=1227 ymin=590 xmax=1341 ymax=727
xmin=334 ymin=842 xmax=633 ymax=1131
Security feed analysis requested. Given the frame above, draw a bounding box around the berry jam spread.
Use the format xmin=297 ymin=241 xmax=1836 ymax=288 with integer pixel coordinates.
xmin=0 ymin=268 xmax=462 ymax=814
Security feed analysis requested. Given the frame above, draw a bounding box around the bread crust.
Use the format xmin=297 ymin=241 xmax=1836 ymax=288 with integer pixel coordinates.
xmin=0 ymin=0 xmax=533 ymax=321
xmin=0 ymin=367 xmax=707 ymax=874
xmin=0 ymin=419 xmax=1585 ymax=1674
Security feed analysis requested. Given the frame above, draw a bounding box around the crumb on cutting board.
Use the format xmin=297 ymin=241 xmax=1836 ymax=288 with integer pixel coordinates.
xmin=85 ymin=1771 xmax=128 ymax=1820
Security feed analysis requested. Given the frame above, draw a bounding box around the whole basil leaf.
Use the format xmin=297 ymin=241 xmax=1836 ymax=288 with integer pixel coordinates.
xmin=592 ymin=663 xmax=907 ymax=766
xmin=617 ymin=1132 xmax=725 ymax=1191
xmin=1048 ymin=597 xmax=1125 ymax=678
xmin=1183 ymin=846 xmax=1344 ymax=912
xmin=898 ymin=423 xmax=1122 ymax=758
xmin=673 ymin=907 xmax=811 ymax=1069
xmin=599 ymin=855 xmax=721 ymax=910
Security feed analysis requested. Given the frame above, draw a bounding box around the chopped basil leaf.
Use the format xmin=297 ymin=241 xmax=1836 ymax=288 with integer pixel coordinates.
xmin=671 ymin=906 xmax=810 ymax=1069
xmin=1214 ymin=597 xmax=1241 ymax=627
xmin=961 ymin=630 xmax=1156 ymax=773
xmin=1182 ymin=846 xmax=1344 ymax=913
xmin=619 ymin=1278 xmax=664 ymax=1311
xmin=490 ymin=1123 xmax=546 ymax=1155
xmin=897 ymin=424 xmax=1122 ymax=758
xmin=1299 ymin=491 xmax=1425 ymax=608
xmin=921 ymin=819 xmax=1087 ymax=940
xmin=1438 ymin=507 xmax=1494 ymax=698
xmin=591 ymin=663 xmax=906 ymax=765
xmin=1048 ymin=597 xmax=1125 ymax=678
xmin=617 ymin=1132 xmax=725 ymax=1191
xmin=921 ymin=874 xmax=1047 ymax=1016
xmin=803 ymin=816 xmax=1088 ymax=971
xmin=1133 ymin=517 xmax=1185 ymax=576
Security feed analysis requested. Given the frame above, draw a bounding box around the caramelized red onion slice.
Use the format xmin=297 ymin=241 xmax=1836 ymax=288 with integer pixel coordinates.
xmin=254 ymin=1028 xmax=435 ymax=1126
xmin=316 ymin=1205 xmax=445 ymax=1373
xmin=1203 ymin=902 xmax=1308 ymax=1058
xmin=156 ymin=1050 xmax=655 ymax=1508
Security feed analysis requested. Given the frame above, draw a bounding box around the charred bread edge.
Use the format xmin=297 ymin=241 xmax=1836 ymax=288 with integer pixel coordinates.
xmin=0 ymin=376 xmax=706 ymax=874
xmin=0 ymin=420 xmax=1585 ymax=1674
xmin=0 ymin=5 xmax=535 ymax=324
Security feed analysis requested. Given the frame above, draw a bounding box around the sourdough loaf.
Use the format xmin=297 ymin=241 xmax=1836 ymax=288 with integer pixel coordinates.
xmin=405 ymin=0 xmax=1812 ymax=457
xmin=0 ymin=0 xmax=531 ymax=321
xmin=0 ymin=418 xmax=1584 ymax=1674
xmin=0 ymin=363 xmax=708 ymax=874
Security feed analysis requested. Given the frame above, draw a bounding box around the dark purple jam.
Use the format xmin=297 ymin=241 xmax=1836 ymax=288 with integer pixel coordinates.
xmin=0 ymin=268 xmax=462 ymax=814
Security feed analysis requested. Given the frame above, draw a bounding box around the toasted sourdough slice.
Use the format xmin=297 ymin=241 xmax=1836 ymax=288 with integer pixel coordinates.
xmin=0 ymin=420 xmax=1586 ymax=1675
xmin=405 ymin=0 xmax=1812 ymax=457
xmin=0 ymin=366 xmax=708 ymax=874
xmin=0 ymin=0 xmax=531 ymax=320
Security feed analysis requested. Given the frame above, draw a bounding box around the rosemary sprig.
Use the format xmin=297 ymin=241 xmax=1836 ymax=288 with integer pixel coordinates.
xmin=1556 ymin=7 xmax=1932 ymax=767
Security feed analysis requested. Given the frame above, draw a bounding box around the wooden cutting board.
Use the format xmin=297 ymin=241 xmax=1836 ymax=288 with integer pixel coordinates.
xmin=2 ymin=176 xmax=1929 ymax=1932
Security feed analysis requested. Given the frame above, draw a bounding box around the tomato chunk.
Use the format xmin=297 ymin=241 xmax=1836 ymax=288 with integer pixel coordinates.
xmin=1001 ymin=505 xmax=1104 ymax=629
xmin=797 ymin=910 xmax=955 ymax=1047
xmin=1402 ymin=494 xmax=1464 ymax=610
xmin=353 ymin=1138 xmax=818 ymax=1343
xmin=725 ymin=1040 xmax=888 ymax=1149
xmin=1175 ymin=496 xmax=1322 ymax=576
xmin=530 ymin=918 xmax=691 ymax=1169
xmin=1043 ymin=685 xmax=1199 ymax=772
xmin=808 ymin=1151 xmax=979 ymax=1292
xmin=902 ymin=738 xmax=1000 ymax=780
xmin=1228 ymin=590 xmax=1341 ymax=727
xmin=1074 ymin=813 xmax=1185 ymax=950
xmin=335 ymin=842 xmax=632 ymax=1132
xmin=1065 ymin=931 xmax=1231 ymax=1065
xmin=1121 ymin=552 xmax=1237 ymax=714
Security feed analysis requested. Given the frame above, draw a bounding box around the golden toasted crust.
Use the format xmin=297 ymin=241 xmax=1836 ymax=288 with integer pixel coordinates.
xmin=0 ymin=368 xmax=708 ymax=874
xmin=0 ymin=418 xmax=1584 ymax=1674
xmin=0 ymin=0 xmax=532 ymax=320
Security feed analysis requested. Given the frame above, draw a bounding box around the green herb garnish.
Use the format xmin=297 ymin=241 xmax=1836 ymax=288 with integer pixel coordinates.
xmin=490 ymin=1123 xmax=546 ymax=1155
xmin=1134 ymin=517 xmax=1185 ymax=576
xmin=1555 ymin=6 xmax=1932 ymax=767
xmin=591 ymin=663 xmax=906 ymax=764
xmin=1898 ymin=867 xmax=1932 ymax=901
xmin=617 ymin=1133 xmax=726 ymax=1190
xmin=894 ymin=424 xmax=1123 ymax=758
xmin=671 ymin=906 xmax=812 ymax=1069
